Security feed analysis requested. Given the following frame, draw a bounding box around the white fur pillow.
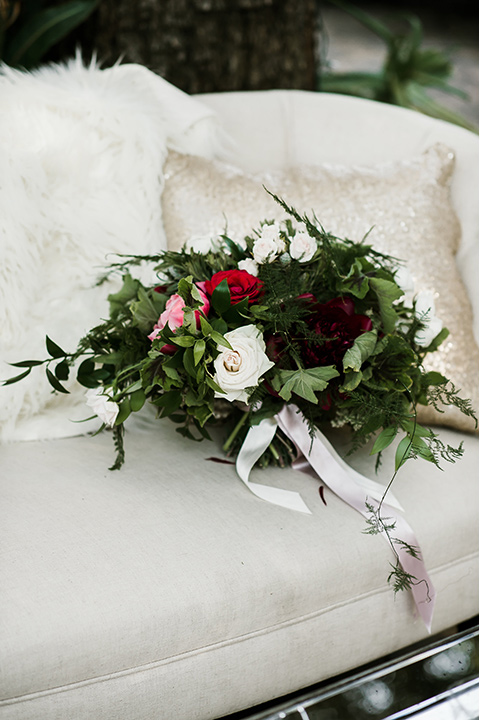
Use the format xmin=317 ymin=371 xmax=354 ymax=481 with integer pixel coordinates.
xmin=0 ymin=59 xmax=221 ymax=441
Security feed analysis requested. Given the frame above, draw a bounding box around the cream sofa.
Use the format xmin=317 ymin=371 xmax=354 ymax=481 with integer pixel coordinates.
xmin=0 ymin=65 xmax=478 ymax=720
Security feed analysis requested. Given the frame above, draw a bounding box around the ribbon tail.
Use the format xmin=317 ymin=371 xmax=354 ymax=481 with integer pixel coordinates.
xmin=277 ymin=405 xmax=435 ymax=631
xmin=293 ymin=426 xmax=404 ymax=512
xmin=236 ymin=417 xmax=311 ymax=514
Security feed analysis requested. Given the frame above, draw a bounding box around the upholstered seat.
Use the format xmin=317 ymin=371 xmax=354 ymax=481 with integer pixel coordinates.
xmin=0 ymin=66 xmax=477 ymax=720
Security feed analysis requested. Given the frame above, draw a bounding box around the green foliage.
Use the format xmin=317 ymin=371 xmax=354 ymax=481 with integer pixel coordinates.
xmin=1 ymin=0 xmax=99 ymax=69
xmin=319 ymin=0 xmax=477 ymax=133
xmin=3 ymin=193 xmax=475 ymax=492
xmin=272 ymin=366 xmax=340 ymax=404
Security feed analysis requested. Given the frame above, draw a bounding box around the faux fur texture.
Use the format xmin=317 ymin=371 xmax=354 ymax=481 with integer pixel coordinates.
xmin=0 ymin=58 xmax=222 ymax=441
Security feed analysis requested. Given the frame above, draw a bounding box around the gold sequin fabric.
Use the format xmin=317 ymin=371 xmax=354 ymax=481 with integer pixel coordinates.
xmin=162 ymin=146 xmax=478 ymax=432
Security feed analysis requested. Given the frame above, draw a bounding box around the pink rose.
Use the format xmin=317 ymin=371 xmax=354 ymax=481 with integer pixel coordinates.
xmin=148 ymin=285 xmax=210 ymax=347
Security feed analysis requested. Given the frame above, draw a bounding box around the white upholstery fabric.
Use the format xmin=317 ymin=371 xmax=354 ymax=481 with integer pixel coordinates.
xmin=0 ymin=81 xmax=478 ymax=720
xmin=1 ymin=414 xmax=478 ymax=720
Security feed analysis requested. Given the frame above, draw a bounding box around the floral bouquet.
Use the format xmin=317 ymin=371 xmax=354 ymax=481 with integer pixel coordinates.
xmin=5 ymin=194 xmax=475 ymax=626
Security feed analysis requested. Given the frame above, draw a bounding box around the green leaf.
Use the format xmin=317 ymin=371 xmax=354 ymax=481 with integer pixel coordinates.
xmin=8 ymin=359 xmax=44 ymax=368
xmin=211 ymin=330 xmax=232 ymax=349
xmin=337 ymin=258 xmax=371 ymax=299
xmin=340 ymin=369 xmax=363 ymax=392
xmin=46 ymin=336 xmax=67 ymax=359
xmin=177 ymin=275 xmax=195 ymax=303
xmin=115 ymin=398 xmax=131 ymax=425
xmin=130 ymin=286 xmax=166 ymax=334
xmin=163 ymin=365 xmax=181 ymax=381
xmin=130 ymin=389 xmax=146 ymax=412
xmin=78 ymin=358 xmax=95 ymax=377
xmin=193 ymin=339 xmax=205 ymax=365
xmin=54 ymin=359 xmax=70 ymax=381
xmin=395 ymin=435 xmax=412 ymax=471
xmin=4 ymin=1 xmax=100 ymax=69
xmin=183 ymin=347 xmax=196 ymax=377
xmin=343 ymin=330 xmax=378 ymax=372
xmin=210 ymin=279 xmax=231 ymax=315
xmin=422 ymin=327 xmax=449 ymax=353
xmin=200 ymin=316 xmax=213 ymax=336
xmin=3 ymin=368 xmax=32 ymax=385
xmin=328 ymin=0 xmax=393 ymax=44
xmin=371 ymin=426 xmax=398 ymax=455
xmin=107 ymin=273 xmax=140 ymax=318
xmin=193 ymin=404 xmax=213 ymax=427
xmin=46 ymin=368 xmax=69 ymax=394
xmin=205 ymin=374 xmax=225 ymax=394
xmin=153 ymin=390 xmax=182 ymax=416
xmin=277 ymin=366 xmax=339 ymax=404
xmin=222 ymin=297 xmax=250 ymax=324
xmin=171 ymin=335 xmax=195 ymax=347
xmin=369 ymin=277 xmax=403 ymax=333
xmin=423 ymin=371 xmax=447 ymax=387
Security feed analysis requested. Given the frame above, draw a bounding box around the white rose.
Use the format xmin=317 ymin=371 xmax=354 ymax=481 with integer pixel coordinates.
xmin=213 ymin=325 xmax=275 ymax=403
xmin=395 ymin=266 xmax=415 ymax=307
xmin=238 ymin=258 xmax=259 ymax=276
xmin=414 ymin=290 xmax=443 ymax=347
xmin=289 ymin=231 xmax=317 ymax=262
xmin=252 ymin=222 xmax=284 ymax=263
xmin=85 ymin=387 xmax=119 ymax=427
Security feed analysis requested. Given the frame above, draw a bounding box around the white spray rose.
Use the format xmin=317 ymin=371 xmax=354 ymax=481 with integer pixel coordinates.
xmin=414 ymin=290 xmax=443 ymax=347
xmin=213 ymin=325 xmax=275 ymax=403
xmin=252 ymin=223 xmax=284 ymax=264
xmin=289 ymin=231 xmax=317 ymax=262
xmin=85 ymin=387 xmax=119 ymax=427
xmin=238 ymin=258 xmax=259 ymax=276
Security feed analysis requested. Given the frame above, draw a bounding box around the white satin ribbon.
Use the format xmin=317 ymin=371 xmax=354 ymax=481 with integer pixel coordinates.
xmin=236 ymin=417 xmax=311 ymax=513
xmin=276 ymin=405 xmax=435 ymax=631
xmin=234 ymin=406 xmax=435 ymax=631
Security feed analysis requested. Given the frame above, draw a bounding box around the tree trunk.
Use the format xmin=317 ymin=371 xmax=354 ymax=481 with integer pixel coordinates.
xmin=53 ymin=0 xmax=318 ymax=93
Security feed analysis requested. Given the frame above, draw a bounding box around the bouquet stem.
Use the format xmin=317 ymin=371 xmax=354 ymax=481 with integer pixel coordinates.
xmin=223 ymin=411 xmax=250 ymax=454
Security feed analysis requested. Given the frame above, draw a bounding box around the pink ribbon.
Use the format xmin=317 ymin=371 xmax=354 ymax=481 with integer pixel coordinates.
xmin=276 ymin=405 xmax=436 ymax=631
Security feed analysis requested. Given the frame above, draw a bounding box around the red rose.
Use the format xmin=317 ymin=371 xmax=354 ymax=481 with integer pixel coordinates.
xmin=205 ymin=269 xmax=263 ymax=305
xmin=302 ymin=297 xmax=373 ymax=368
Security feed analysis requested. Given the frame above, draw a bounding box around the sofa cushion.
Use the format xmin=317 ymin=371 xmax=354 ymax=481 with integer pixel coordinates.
xmin=0 ymin=411 xmax=477 ymax=720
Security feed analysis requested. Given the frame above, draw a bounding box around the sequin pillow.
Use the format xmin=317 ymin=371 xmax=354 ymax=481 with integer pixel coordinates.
xmin=162 ymin=145 xmax=478 ymax=432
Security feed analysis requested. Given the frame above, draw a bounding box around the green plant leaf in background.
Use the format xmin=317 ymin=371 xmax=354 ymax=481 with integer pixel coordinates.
xmin=319 ymin=0 xmax=477 ymax=133
xmin=2 ymin=0 xmax=99 ymax=69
